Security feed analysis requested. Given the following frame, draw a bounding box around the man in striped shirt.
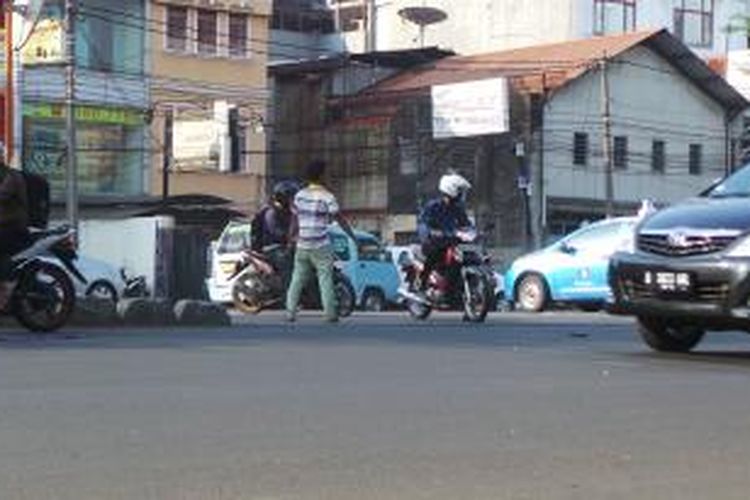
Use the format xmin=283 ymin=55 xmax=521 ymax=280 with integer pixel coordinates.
xmin=286 ymin=160 xmax=356 ymax=322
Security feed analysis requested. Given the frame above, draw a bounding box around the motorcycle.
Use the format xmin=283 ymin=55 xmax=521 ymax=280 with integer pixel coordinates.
xmin=398 ymin=228 xmax=495 ymax=323
xmin=1 ymin=226 xmax=85 ymax=332
xmin=121 ymin=269 xmax=149 ymax=299
xmin=231 ymin=244 xmax=356 ymax=317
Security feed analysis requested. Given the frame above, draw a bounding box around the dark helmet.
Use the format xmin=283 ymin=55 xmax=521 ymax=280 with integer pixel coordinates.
xmin=272 ymin=180 xmax=299 ymax=208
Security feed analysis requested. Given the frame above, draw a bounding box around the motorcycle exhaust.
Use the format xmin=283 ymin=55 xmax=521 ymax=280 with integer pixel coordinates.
xmin=397 ymin=287 xmax=430 ymax=305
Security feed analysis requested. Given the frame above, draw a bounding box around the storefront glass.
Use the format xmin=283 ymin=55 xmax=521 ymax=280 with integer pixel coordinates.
xmin=23 ymin=103 xmax=146 ymax=196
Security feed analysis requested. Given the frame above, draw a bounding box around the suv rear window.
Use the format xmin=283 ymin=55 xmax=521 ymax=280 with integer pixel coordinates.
xmin=217 ymin=223 xmax=251 ymax=254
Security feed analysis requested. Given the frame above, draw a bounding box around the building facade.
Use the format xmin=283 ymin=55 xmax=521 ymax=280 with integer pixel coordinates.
xmin=281 ymin=31 xmax=746 ymax=258
xmin=10 ymin=0 xmax=151 ymax=202
xmin=270 ymin=0 xmax=343 ymax=63
xmin=331 ymin=0 xmax=749 ymax=58
xmin=149 ymin=0 xmax=271 ymax=214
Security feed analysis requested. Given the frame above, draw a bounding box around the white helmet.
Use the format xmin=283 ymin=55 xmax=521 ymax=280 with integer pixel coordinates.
xmin=439 ymin=173 xmax=471 ymax=199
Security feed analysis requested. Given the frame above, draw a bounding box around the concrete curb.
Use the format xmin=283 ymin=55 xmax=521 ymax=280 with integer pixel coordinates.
xmin=174 ymin=300 xmax=231 ymax=327
xmin=1 ymin=298 xmax=231 ymax=330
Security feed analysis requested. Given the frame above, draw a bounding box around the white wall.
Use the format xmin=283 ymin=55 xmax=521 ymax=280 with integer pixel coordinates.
xmin=78 ymin=217 xmax=174 ymax=297
xmin=544 ymin=45 xmax=733 ymax=206
xmin=343 ymin=0 xmax=749 ymax=57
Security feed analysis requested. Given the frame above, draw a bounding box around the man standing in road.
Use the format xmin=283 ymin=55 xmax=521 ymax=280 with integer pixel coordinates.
xmin=286 ymin=160 xmax=356 ymax=323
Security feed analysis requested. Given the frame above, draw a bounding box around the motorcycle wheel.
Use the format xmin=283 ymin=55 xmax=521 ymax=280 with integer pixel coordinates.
xmin=463 ymin=272 xmax=492 ymax=323
xmin=12 ymin=261 xmax=76 ymax=332
xmin=334 ymin=275 xmax=355 ymax=318
xmin=406 ymin=299 xmax=432 ymax=320
xmin=232 ymin=269 xmax=265 ymax=314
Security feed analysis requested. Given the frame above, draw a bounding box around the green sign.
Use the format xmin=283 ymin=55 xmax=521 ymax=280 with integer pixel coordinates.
xmin=24 ymin=103 xmax=144 ymax=126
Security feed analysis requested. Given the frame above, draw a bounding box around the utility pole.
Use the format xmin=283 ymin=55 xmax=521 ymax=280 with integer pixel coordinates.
xmin=162 ymin=109 xmax=172 ymax=201
xmin=4 ymin=0 xmax=13 ymax=166
xmin=600 ymin=55 xmax=614 ymax=218
xmin=65 ymin=0 xmax=78 ymax=229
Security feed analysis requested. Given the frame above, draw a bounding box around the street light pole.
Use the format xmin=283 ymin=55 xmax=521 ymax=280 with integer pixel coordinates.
xmin=65 ymin=0 xmax=78 ymax=229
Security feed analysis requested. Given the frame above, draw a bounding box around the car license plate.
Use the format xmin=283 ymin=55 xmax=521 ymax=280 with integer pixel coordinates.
xmin=643 ymin=271 xmax=692 ymax=293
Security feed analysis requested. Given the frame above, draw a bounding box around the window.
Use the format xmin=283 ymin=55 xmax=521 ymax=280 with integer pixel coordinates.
xmin=674 ymin=0 xmax=713 ymax=47
xmin=330 ymin=234 xmax=351 ymax=261
xmin=166 ymin=5 xmax=188 ymax=52
xmin=652 ymin=140 xmax=666 ymax=173
xmin=197 ymin=9 xmax=218 ymax=55
xmin=689 ymin=144 xmax=702 ymax=175
xmin=593 ymin=0 xmax=636 ymax=35
xmin=229 ymin=13 xmax=248 ymax=58
xmin=566 ymin=220 xmax=631 ymax=253
xmin=357 ymin=237 xmax=385 ymax=261
xmin=573 ymin=132 xmax=589 ymax=166
xmin=614 ymin=136 xmax=628 ymax=169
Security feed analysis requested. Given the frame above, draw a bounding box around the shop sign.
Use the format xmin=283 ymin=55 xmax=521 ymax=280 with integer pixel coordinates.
xmin=24 ymin=103 xmax=143 ymax=126
xmin=22 ymin=18 xmax=64 ymax=65
xmin=172 ymin=120 xmax=218 ymax=161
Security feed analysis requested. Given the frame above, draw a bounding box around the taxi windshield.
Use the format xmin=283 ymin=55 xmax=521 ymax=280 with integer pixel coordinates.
xmin=707 ymin=165 xmax=750 ymax=199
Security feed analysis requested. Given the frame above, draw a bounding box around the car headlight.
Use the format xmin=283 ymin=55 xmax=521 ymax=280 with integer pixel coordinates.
xmin=727 ymin=235 xmax=750 ymax=257
xmin=617 ymin=236 xmax=636 ymax=254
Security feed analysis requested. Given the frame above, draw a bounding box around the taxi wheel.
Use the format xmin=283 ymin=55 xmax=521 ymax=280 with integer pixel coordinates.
xmin=516 ymin=274 xmax=548 ymax=312
xmin=362 ymin=289 xmax=386 ymax=312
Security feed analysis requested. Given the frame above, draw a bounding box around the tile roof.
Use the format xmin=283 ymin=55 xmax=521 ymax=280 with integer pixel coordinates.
xmin=364 ymin=29 xmax=747 ymax=113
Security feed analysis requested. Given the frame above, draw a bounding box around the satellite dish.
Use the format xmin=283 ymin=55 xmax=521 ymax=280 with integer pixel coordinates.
xmin=398 ymin=6 xmax=448 ymax=27
xmin=397 ymin=6 xmax=448 ymax=48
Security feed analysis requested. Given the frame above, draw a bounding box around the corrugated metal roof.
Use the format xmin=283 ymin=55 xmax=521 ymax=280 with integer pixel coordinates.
xmin=365 ymin=29 xmax=748 ymax=114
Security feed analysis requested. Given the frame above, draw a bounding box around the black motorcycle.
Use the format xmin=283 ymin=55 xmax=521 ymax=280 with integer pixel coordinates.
xmin=231 ymin=245 xmax=356 ymax=317
xmin=2 ymin=226 xmax=85 ymax=332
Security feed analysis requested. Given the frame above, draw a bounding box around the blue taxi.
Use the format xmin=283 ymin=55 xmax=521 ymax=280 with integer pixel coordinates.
xmin=504 ymin=217 xmax=637 ymax=312
xmin=330 ymin=227 xmax=401 ymax=311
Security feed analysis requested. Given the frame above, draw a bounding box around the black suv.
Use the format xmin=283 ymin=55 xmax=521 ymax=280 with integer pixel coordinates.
xmin=609 ymin=164 xmax=750 ymax=352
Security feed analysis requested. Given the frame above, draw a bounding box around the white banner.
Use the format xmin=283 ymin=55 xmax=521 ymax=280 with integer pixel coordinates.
xmin=432 ymin=78 xmax=509 ymax=139
xmin=172 ymin=120 xmax=218 ymax=161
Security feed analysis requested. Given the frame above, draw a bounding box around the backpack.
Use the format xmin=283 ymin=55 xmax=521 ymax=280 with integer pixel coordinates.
xmin=21 ymin=171 xmax=50 ymax=229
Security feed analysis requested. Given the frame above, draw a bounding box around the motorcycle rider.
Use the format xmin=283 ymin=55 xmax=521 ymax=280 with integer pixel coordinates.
xmin=251 ymin=180 xmax=298 ymax=252
xmin=0 ymin=160 xmax=30 ymax=310
xmin=250 ymin=180 xmax=299 ymax=286
xmin=416 ymin=172 xmax=473 ymax=297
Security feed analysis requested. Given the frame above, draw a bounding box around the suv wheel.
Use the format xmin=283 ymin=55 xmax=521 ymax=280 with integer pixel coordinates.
xmin=637 ymin=317 xmax=705 ymax=352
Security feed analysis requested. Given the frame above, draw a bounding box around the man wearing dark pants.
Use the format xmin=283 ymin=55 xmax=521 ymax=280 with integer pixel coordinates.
xmin=286 ymin=160 xmax=356 ymax=323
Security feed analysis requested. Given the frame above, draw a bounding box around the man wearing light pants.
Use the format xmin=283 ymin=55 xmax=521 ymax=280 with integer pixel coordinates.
xmin=286 ymin=160 xmax=356 ymax=323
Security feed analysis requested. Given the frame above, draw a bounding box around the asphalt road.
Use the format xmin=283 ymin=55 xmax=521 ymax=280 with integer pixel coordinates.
xmin=2 ymin=311 xmax=750 ymax=500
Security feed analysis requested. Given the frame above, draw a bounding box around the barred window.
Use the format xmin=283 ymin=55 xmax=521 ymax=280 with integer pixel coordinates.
xmin=166 ymin=5 xmax=188 ymax=52
xmin=614 ymin=136 xmax=628 ymax=169
xmin=674 ymin=0 xmax=713 ymax=47
xmin=652 ymin=140 xmax=666 ymax=173
xmin=593 ymin=0 xmax=636 ymax=35
xmin=689 ymin=144 xmax=702 ymax=175
xmin=573 ymin=132 xmax=589 ymax=166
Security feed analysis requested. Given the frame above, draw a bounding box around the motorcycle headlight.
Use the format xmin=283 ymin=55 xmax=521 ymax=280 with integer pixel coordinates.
xmin=727 ymin=235 xmax=750 ymax=257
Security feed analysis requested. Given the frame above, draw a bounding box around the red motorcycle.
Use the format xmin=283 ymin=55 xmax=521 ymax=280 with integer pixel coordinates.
xmin=398 ymin=229 xmax=495 ymax=322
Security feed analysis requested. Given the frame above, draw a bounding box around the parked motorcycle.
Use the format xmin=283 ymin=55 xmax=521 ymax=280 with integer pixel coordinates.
xmin=121 ymin=269 xmax=149 ymax=299
xmin=398 ymin=229 xmax=495 ymax=322
xmin=1 ymin=226 xmax=85 ymax=332
xmin=231 ymin=245 xmax=356 ymax=317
